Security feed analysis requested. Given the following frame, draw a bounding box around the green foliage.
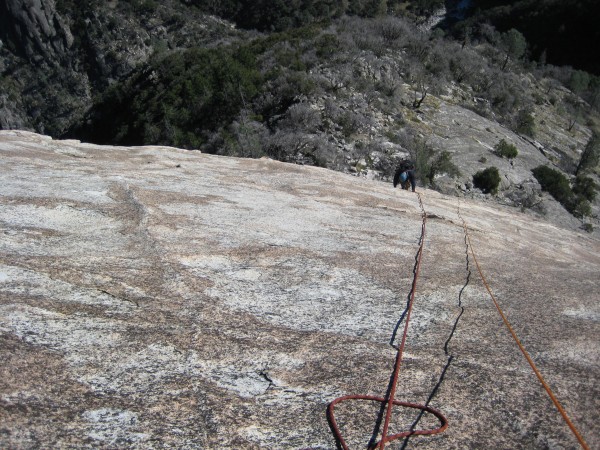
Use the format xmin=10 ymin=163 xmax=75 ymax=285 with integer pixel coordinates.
xmin=577 ymin=132 xmax=600 ymax=175
xmin=572 ymin=175 xmax=598 ymax=201
xmin=569 ymin=70 xmax=591 ymax=95
xmin=54 ymin=0 xmax=77 ymax=13
xmin=447 ymin=0 xmax=600 ymax=75
xmin=408 ymin=0 xmax=445 ymax=16
xmin=410 ymin=137 xmax=435 ymax=186
xmin=515 ymin=108 xmax=535 ymax=137
xmin=26 ymin=0 xmax=596 ymax=181
xmin=532 ymin=165 xmax=572 ymax=204
xmin=429 ymin=150 xmax=461 ymax=180
xmin=0 ymin=76 xmax=21 ymax=103
xmin=532 ymin=165 xmax=594 ymax=218
xmin=188 ymin=0 xmax=444 ymax=31
xmin=72 ymin=45 xmax=263 ymax=149
xmin=187 ymin=0 xmax=429 ymax=32
xmin=501 ymin=28 xmax=527 ymax=69
xmin=406 ymin=137 xmax=460 ymax=187
xmin=494 ymin=139 xmax=518 ymax=159
xmin=315 ymin=33 xmax=339 ymax=58
xmin=117 ymin=0 xmax=159 ymax=14
xmin=473 ymin=167 xmax=501 ymax=194
xmin=570 ymin=198 xmax=592 ymax=219
xmin=348 ymin=0 xmax=388 ymax=17
xmin=192 ymin=0 xmax=348 ymax=31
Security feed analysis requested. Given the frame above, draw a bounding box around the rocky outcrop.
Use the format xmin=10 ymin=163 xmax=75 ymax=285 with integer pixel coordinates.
xmin=1 ymin=131 xmax=598 ymax=448
xmin=0 ymin=0 xmax=73 ymax=65
xmin=0 ymin=94 xmax=30 ymax=130
xmin=0 ymin=0 xmax=242 ymax=138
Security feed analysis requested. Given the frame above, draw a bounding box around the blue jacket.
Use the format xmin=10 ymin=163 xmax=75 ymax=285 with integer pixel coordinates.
xmin=393 ymin=168 xmax=416 ymax=192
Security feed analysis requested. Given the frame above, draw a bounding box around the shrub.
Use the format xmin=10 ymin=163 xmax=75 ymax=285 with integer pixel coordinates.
xmin=429 ymin=150 xmax=461 ymax=181
xmin=315 ymin=34 xmax=339 ymax=58
xmin=281 ymin=103 xmax=322 ymax=132
xmin=569 ymin=70 xmax=591 ymax=95
xmin=500 ymin=29 xmax=527 ymax=70
xmin=494 ymin=139 xmax=518 ymax=159
xmin=127 ymin=0 xmax=158 ymax=13
xmin=532 ymin=165 xmax=572 ymax=205
xmin=570 ymin=198 xmax=591 ymax=219
xmin=572 ymin=175 xmax=598 ymax=201
xmin=408 ymin=136 xmax=435 ymax=187
xmin=577 ymin=132 xmax=600 ymax=175
xmin=532 ymin=165 xmax=593 ymax=218
xmin=376 ymin=16 xmax=408 ymax=44
xmin=473 ymin=167 xmax=501 ymax=194
xmin=515 ymin=108 xmax=535 ymax=137
xmin=70 ymin=45 xmax=263 ymax=149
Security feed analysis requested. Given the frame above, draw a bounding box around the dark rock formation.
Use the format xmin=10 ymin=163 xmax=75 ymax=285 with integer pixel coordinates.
xmin=0 ymin=0 xmax=240 ymax=136
xmin=0 ymin=0 xmax=73 ymax=65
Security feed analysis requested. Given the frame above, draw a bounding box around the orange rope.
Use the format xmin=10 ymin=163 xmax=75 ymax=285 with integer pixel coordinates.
xmin=327 ymin=193 xmax=448 ymax=449
xmin=377 ymin=193 xmax=428 ymax=449
xmin=459 ymin=208 xmax=590 ymax=450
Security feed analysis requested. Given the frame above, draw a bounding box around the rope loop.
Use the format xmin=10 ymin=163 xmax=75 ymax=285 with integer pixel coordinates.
xmin=328 ymin=193 xmax=448 ymax=449
xmin=327 ymin=196 xmax=589 ymax=449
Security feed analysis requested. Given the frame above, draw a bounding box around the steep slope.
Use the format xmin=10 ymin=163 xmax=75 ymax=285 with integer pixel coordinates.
xmin=1 ymin=130 xmax=598 ymax=448
xmin=0 ymin=0 xmax=243 ymax=134
xmin=57 ymin=14 xmax=599 ymax=235
xmin=445 ymin=0 xmax=600 ymax=75
xmin=2 ymin=1 xmax=599 ymax=235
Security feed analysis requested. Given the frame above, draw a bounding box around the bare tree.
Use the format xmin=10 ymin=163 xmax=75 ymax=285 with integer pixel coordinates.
xmin=375 ymin=16 xmax=410 ymax=47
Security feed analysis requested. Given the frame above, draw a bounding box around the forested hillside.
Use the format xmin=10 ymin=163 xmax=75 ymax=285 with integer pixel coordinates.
xmin=446 ymin=0 xmax=600 ymax=75
xmin=183 ymin=0 xmax=445 ymax=30
xmin=1 ymin=0 xmax=599 ymax=232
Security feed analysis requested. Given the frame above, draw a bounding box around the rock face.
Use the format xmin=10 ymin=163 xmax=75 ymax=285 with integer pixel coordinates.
xmin=0 ymin=0 xmax=73 ymax=65
xmin=0 ymin=0 xmax=241 ymax=136
xmin=0 ymin=130 xmax=599 ymax=449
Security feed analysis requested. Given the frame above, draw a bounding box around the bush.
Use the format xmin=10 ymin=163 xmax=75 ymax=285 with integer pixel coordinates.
xmin=570 ymin=198 xmax=592 ymax=219
xmin=532 ymin=165 xmax=572 ymax=205
xmin=429 ymin=150 xmax=461 ymax=181
xmin=532 ymin=165 xmax=594 ymax=218
xmin=315 ymin=33 xmax=339 ymax=58
xmin=124 ymin=0 xmax=158 ymax=14
xmin=515 ymin=108 xmax=535 ymax=137
xmin=569 ymin=70 xmax=590 ymax=95
xmin=577 ymin=132 xmax=600 ymax=175
xmin=406 ymin=135 xmax=435 ymax=186
xmin=572 ymin=175 xmax=598 ymax=201
xmin=500 ymin=29 xmax=527 ymax=69
xmin=473 ymin=167 xmax=501 ymax=194
xmin=494 ymin=139 xmax=518 ymax=159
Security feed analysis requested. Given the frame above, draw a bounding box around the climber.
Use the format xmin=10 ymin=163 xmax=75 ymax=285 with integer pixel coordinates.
xmin=393 ymin=160 xmax=416 ymax=192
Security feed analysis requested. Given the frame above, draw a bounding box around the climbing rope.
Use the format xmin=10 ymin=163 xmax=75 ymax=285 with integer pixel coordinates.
xmin=327 ymin=193 xmax=448 ymax=449
xmin=458 ymin=204 xmax=590 ymax=450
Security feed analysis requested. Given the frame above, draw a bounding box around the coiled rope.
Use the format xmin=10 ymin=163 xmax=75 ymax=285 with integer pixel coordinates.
xmin=328 ymin=193 xmax=448 ymax=449
xmin=458 ymin=204 xmax=590 ymax=450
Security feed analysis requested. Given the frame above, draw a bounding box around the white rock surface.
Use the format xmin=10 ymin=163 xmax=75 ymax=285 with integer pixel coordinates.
xmin=1 ymin=130 xmax=598 ymax=449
